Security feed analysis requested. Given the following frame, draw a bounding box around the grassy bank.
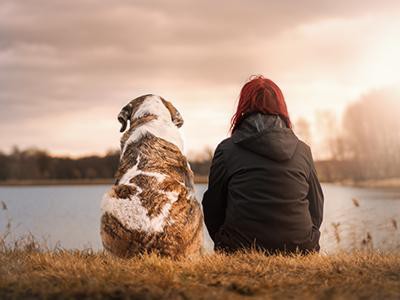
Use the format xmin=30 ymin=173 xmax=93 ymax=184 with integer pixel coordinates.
xmin=1 ymin=249 xmax=399 ymax=299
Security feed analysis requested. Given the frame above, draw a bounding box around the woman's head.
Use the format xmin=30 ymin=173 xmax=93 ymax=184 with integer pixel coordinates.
xmin=230 ymin=75 xmax=291 ymax=133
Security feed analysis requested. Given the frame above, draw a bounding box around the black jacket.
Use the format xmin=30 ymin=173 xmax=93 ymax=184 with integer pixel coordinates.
xmin=202 ymin=113 xmax=324 ymax=253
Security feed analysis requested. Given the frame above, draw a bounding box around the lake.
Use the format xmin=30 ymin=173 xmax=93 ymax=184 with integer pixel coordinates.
xmin=0 ymin=184 xmax=399 ymax=253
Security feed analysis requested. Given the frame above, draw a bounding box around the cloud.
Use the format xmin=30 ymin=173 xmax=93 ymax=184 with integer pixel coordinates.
xmin=1 ymin=0 xmax=400 ymax=155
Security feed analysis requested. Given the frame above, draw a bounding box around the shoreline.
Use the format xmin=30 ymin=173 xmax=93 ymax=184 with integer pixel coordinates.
xmin=0 ymin=176 xmax=209 ymax=186
xmin=1 ymin=177 xmax=400 ymax=188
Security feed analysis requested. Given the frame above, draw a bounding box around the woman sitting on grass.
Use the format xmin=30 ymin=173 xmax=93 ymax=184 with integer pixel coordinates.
xmin=202 ymin=75 xmax=324 ymax=254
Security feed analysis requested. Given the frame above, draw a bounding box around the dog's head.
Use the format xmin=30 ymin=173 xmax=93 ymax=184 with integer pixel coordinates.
xmin=118 ymin=94 xmax=184 ymax=132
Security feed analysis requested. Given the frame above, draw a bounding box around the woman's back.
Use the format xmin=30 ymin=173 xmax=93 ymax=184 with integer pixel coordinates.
xmin=203 ymin=113 xmax=323 ymax=253
xmin=202 ymin=75 xmax=324 ymax=254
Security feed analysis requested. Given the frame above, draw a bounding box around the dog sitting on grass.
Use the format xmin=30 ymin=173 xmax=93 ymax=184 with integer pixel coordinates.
xmin=100 ymin=94 xmax=203 ymax=259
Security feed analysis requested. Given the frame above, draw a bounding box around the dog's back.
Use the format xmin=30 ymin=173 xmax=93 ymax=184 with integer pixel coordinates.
xmin=101 ymin=95 xmax=203 ymax=259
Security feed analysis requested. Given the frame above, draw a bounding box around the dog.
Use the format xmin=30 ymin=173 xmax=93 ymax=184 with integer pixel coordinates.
xmin=100 ymin=94 xmax=203 ymax=259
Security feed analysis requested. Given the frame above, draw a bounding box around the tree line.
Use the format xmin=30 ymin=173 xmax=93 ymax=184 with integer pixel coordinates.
xmin=0 ymin=88 xmax=399 ymax=183
xmin=311 ymin=88 xmax=400 ymax=182
xmin=0 ymin=147 xmax=212 ymax=182
xmin=0 ymin=148 xmax=120 ymax=181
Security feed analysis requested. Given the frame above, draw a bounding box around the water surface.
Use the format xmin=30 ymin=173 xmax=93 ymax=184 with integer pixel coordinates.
xmin=0 ymin=184 xmax=399 ymax=253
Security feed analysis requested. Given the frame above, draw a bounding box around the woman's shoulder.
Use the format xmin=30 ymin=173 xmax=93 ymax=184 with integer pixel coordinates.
xmin=214 ymin=137 xmax=236 ymax=154
xmin=298 ymin=139 xmax=315 ymax=156
xmin=295 ymin=139 xmax=316 ymax=169
xmin=297 ymin=139 xmax=311 ymax=153
xmin=209 ymin=138 xmax=234 ymax=163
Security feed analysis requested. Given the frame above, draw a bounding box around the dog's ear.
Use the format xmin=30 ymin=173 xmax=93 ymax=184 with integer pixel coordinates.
xmin=118 ymin=103 xmax=133 ymax=133
xmin=161 ymin=99 xmax=184 ymax=128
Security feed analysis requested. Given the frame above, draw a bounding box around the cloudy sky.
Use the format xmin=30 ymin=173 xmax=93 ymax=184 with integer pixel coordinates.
xmin=1 ymin=0 xmax=400 ymax=158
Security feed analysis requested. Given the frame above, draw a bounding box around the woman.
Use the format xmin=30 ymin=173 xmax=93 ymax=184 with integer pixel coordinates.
xmin=202 ymin=76 xmax=324 ymax=254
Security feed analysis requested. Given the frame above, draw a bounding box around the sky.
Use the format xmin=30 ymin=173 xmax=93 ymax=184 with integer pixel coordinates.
xmin=1 ymin=0 xmax=400 ymax=159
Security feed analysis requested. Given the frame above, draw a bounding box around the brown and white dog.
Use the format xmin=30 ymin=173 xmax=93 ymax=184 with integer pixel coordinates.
xmin=100 ymin=94 xmax=203 ymax=259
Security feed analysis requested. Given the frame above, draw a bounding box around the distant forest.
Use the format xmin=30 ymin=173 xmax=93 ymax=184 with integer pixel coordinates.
xmin=0 ymin=91 xmax=399 ymax=183
xmin=314 ymin=91 xmax=400 ymax=181
xmin=0 ymin=144 xmax=398 ymax=183
xmin=0 ymin=147 xmax=212 ymax=182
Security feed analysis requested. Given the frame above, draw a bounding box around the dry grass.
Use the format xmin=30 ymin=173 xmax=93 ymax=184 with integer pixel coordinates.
xmin=1 ymin=202 xmax=399 ymax=299
xmin=0 ymin=247 xmax=399 ymax=300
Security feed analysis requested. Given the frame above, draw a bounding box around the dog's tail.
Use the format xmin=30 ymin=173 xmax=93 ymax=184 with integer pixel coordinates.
xmin=118 ymin=103 xmax=133 ymax=133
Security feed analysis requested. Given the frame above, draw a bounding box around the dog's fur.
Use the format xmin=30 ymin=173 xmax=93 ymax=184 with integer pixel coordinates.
xmin=100 ymin=94 xmax=203 ymax=259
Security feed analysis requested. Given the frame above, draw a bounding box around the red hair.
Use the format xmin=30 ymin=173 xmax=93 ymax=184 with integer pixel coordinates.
xmin=230 ymin=75 xmax=291 ymax=133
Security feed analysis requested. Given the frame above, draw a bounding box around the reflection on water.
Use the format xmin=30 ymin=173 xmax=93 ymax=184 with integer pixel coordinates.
xmin=0 ymin=184 xmax=399 ymax=253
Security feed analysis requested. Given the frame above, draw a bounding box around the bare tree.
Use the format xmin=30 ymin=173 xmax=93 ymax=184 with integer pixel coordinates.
xmin=294 ymin=117 xmax=312 ymax=146
xmin=342 ymin=88 xmax=400 ymax=179
xmin=315 ymin=111 xmax=346 ymax=160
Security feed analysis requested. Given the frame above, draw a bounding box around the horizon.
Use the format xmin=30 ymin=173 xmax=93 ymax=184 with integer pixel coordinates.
xmin=1 ymin=1 xmax=400 ymax=160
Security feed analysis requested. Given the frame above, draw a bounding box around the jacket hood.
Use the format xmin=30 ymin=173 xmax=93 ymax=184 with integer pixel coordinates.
xmin=232 ymin=113 xmax=299 ymax=161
